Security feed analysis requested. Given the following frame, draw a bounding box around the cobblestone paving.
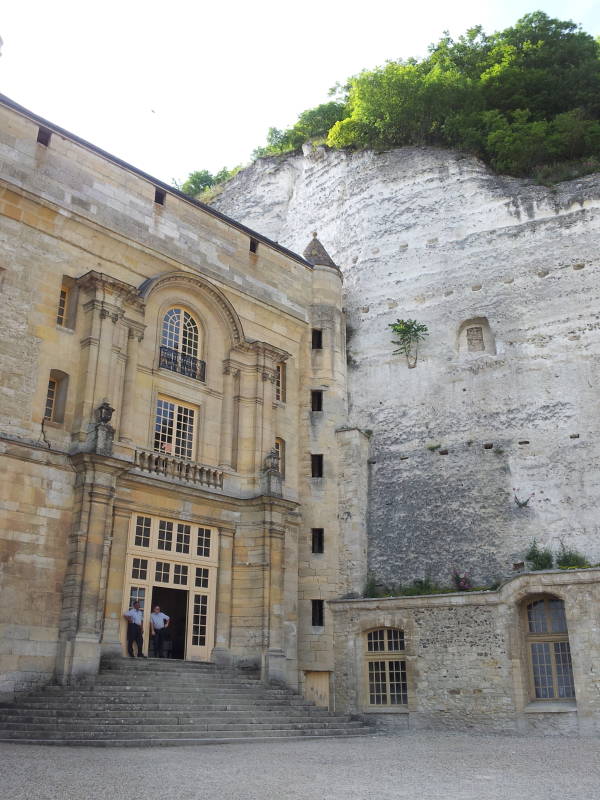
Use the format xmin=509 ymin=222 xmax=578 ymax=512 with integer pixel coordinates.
xmin=1 ymin=732 xmax=598 ymax=800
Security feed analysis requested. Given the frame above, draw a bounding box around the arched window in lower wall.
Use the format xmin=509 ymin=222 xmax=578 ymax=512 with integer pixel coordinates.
xmin=365 ymin=628 xmax=408 ymax=707
xmin=524 ymin=595 xmax=575 ymax=701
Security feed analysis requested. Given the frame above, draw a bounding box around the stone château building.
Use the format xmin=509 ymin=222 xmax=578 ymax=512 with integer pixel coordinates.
xmin=1 ymin=93 xmax=600 ymax=735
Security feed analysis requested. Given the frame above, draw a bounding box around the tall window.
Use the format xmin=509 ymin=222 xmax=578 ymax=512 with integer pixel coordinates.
xmin=365 ymin=628 xmax=407 ymax=707
xmin=524 ymin=596 xmax=575 ymax=701
xmin=160 ymin=308 xmax=205 ymax=381
xmin=43 ymin=370 xmax=69 ymax=424
xmin=311 ymin=454 xmax=323 ymax=478
xmin=56 ymin=287 xmax=69 ymax=326
xmin=274 ymin=437 xmax=285 ymax=479
xmin=311 ymin=528 xmax=324 ymax=554
xmin=153 ymin=397 xmax=196 ymax=459
xmin=45 ymin=379 xmax=57 ymax=420
xmin=56 ymin=277 xmax=76 ymax=328
xmin=275 ymin=363 xmax=286 ymax=403
xmin=311 ymin=599 xmax=324 ymax=627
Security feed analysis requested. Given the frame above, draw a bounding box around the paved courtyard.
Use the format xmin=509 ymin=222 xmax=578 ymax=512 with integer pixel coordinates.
xmin=1 ymin=732 xmax=598 ymax=800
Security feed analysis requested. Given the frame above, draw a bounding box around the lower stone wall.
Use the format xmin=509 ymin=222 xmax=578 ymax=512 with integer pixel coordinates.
xmin=330 ymin=569 xmax=600 ymax=735
xmin=0 ymin=441 xmax=74 ymax=700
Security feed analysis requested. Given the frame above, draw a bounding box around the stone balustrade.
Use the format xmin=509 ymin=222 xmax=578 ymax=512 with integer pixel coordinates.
xmin=133 ymin=449 xmax=224 ymax=489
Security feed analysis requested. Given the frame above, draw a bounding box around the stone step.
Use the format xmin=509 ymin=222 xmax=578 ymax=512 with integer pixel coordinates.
xmin=1 ymin=702 xmax=311 ymax=713
xmin=0 ymin=719 xmax=364 ymax=732
xmin=0 ymin=730 xmax=370 ymax=747
xmin=0 ymin=660 xmax=373 ymax=745
xmin=2 ymin=707 xmax=332 ymax=724
xmin=0 ymin=727 xmax=368 ymax=742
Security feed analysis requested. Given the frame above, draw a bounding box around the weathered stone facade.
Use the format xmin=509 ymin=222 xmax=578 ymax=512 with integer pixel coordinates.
xmin=331 ymin=569 xmax=600 ymax=734
xmin=213 ymin=144 xmax=600 ymax=586
xmin=0 ymin=96 xmax=359 ymax=701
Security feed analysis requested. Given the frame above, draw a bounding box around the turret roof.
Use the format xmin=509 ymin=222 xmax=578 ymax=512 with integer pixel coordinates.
xmin=303 ymin=232 xmax=337 ymax=268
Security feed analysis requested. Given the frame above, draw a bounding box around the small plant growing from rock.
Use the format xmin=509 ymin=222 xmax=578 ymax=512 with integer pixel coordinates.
xmin=452 ymin=570 xmax=473 ymax=591
xmin=389 ymin=318 xmax=429 ymax=368
xmin=525 ymin=539 xmax=554 ymax=570
xmin=556 ymin=541 xmax=590 ymax=569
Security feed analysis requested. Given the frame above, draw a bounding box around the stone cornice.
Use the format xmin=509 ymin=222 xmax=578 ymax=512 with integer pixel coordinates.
xmin=77 ymin=269 xmax=145 ymax=311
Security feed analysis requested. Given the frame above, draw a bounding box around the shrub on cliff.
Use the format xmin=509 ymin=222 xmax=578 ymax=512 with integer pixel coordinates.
xmin=327 ymin=12 xmax=600 ymax=177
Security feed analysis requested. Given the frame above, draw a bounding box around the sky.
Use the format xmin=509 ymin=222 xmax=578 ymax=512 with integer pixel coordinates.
xmin=2 ymin=1 xmax=599 ymax=185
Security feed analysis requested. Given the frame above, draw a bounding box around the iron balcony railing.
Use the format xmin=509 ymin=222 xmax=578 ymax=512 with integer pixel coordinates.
xmin=159 ymin=346 xmax=206 ymax=382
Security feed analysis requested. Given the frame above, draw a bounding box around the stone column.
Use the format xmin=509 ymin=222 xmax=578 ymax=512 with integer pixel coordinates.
xmin=237 ymin=368 xmax=258 ymax=475
xmin=219 ymin=366 xmax=237 ymax=469
xmin=95 ymin=308 xmax=121 ymax=407
xmin=101 ymin=506 xmax=132 ymax=658
xmin=265 ymin=522 xmax=287 ymax=683
xmin=119 ymin=328 xmax=142 ymax=443
xmin=212 ymin=527 xmax=235 ymax=665
xmin=55 ymin=454 xmax=122 ymax=684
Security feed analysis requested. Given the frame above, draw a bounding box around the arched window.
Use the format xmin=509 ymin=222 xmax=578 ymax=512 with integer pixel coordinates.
xmin=159 ymin=308 xmax=205 ymax=381
xmin=524 ymin=596 xmax=575 ymax=701
xmin=365 ymin=628 xmax=407 ymax=707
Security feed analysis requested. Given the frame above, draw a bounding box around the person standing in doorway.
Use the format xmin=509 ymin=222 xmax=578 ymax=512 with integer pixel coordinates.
xmin=151 ymin=605 xmax=170 ymax=658
xmin=124 ymin=600 xmax=145 ymax=658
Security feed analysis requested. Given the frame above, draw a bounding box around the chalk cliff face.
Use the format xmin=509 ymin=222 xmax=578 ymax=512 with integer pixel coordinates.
xmin=212 ymin=145 xmax=600 ymax=585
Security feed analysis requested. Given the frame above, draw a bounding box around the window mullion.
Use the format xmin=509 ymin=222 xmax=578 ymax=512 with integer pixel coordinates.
xmin=384 ymin=657 xmax=392 ymax=705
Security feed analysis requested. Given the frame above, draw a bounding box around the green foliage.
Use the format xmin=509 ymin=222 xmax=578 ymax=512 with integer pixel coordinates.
xmin=364 ymin=573 xmax=380 ymax=598
xmin=252 ymin=102 xmax=347 ymax=158
xmin=525 ymin=539 xmax=554 ymax=570
xmin=556 ymin=542 xmax=590 ymax=569
xmin=363 ymin=574 xmax=499 ymax=598
xmin=325 ymin=12 xmax=600 ymax=177
xmin=179 ymin=166 xmax=240 ymax=198
xmin=389 ymin=319 xmax=429 ymax=366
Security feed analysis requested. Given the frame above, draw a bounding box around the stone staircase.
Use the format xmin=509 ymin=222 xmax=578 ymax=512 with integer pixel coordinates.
xmin=0 ymin=658 xmax=373 ymax=746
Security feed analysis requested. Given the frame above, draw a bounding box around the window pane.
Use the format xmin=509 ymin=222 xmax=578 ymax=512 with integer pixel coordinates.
xmin=368 ymin=661 xmax=387 ymax=705
xmin=388 ymin=660 xmax=408 ymax=705
xmin=173 ymin=564 xmax=188 ymax=585
xmin=162 ymin=308 xmax=181 ymax=351
xmin=45 ymin=380 xmax=57 ymax=420
xmin=158 ymin=520 xmax=173 ymax=551
xmin=154 ymin=399 xmax=175 ymax=454
xmin=197 ymin=528 xmax=211 ymax=558
xmin=175 ymin=405 xmax=194 ymax=458
xmin=531 ymin=642 xmax=554 ymax=698
xmin=527 ymin=600 xmax=548 ymax=634
xmin=129 ymin=586 xmax=145 ymax=609
xmin=134 ymin=516 xmax=151 ymax=547
xmin=549 ymin=598 xmax=568 ymax=634
xmin=181 ymin=312 xmax=199 ymax=358
xmin=367 ymin=630 xmax=385 ymax=652
xmin=155 ymin=562 xmax=170 ymax=583
xmin=195 ymin=567 xmax=209 ymax=588
xmin=57 ymin=288 xmax=68 ymax=326
xmin=554 ymin=641 xmax=575 ymax=698
xmin=192 ymin=594 xmax=208 ymax=646
xmin=176 ymin=523 xmax=191 ymax=553
xmin=387 ymin=629 xmax=405 ymax=652
xmin=131 ymin=558 xmax=148 ymax=580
